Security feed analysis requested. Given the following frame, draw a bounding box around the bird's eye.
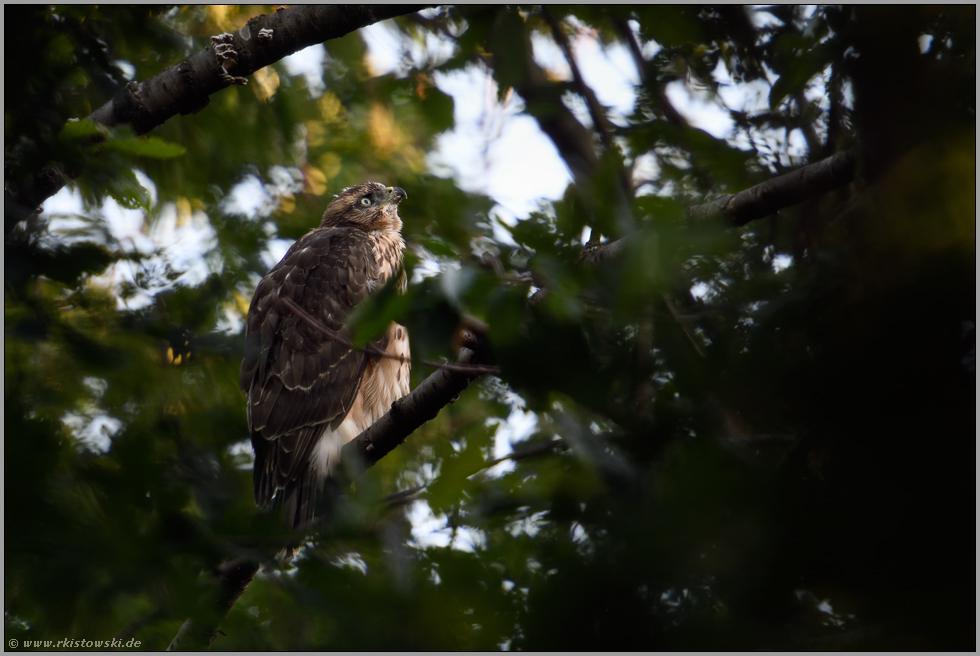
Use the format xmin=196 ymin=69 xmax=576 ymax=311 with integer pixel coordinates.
xmin=359 ymin=197 xmax=372 ymax=207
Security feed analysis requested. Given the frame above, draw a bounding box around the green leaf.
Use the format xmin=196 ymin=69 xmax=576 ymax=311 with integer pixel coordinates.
xmin=418 ymin=86 xmax=455 ymax=134
xmin=348 ymin=282 xmax=415 ymax=347
xmin=426 ymin=424 xmax=492 ymax=513
xmin=487 ymin=8 xmax=531 ymax=100
xmin=768 ymin=40 xmax=834 ymax=111
xmin=421 ymin=237 xmax=459 ymax=258
xmin=102 ymin=135 xmax=187 ymax=159
xmin=632 ymin=6 xmax=705 ymax=47
xmin=58 ymin=118 xmax=104 ymax=140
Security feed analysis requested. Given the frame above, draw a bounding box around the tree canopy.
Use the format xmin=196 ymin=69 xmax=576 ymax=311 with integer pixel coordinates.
xmin=5 ymin=5 xmax=975 ymax=651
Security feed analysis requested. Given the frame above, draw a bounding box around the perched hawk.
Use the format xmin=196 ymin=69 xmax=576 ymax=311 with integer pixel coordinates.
xmin=240 ymin=182 xmax=410 ymax=529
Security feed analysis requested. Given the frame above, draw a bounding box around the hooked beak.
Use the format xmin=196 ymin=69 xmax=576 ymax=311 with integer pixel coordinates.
xmin=386 ymin=186 xmax=407 ymax=204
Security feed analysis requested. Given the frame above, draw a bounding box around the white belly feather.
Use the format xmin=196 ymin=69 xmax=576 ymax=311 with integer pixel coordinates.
xmin=312 ymin=322 xmax=411 ymax=476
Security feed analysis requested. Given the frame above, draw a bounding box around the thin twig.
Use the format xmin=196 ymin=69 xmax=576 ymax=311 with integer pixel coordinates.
xmin=662 ymin=293 xmax=706 ymax=358
xmin=281 ymin=298 xmax=500 ymax=375
xmin=380 ymin=485 xmax=428 ymax=508
xmin=115 ymin=609 xmax=162 ymax=641
xmin=467 ymin=439 xmax=566 ymax=478
xmin=612 ymin=17 xmax=688 ymax=128
xmin=417 ymin=359 xmax=497 ymax=375
xmin=543 ymin=9 xmax=615 ymax=151
xmin=382 ymin=439 xmax=564 ymax=504
xmin=542 ymin=10 xmax=639 ymax=245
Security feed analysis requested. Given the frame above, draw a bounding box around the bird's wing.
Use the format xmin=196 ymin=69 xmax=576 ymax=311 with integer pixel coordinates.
xmin=240 ymin=226 xmax=379 ymax=508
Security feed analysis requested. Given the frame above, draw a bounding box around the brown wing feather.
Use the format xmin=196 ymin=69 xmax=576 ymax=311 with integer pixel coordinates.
xmin=240 ymin=227 xmax=381 ymax=510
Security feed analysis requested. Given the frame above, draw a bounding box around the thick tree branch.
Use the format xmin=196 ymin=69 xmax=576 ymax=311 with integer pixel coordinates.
xmin=341 ymin=347 xmax=484 ymax=474
xmin=582 ymin=150 xmax=857 ymax=265
xmin=90 ymin=5 xmax=426 ymax=133
xmin=686 ymin=149 xmax=856 ymax=226
xmin=9 ymin=5 xmax=427 ymax=214
xmin=166 ymin=557 xmax=261 ymax=651
xmin=579 ymin=237 xmax=629 ymax=266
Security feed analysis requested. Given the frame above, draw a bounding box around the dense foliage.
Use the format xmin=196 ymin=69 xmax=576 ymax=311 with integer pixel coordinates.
xmin=5 ymin=5 xmax=975 ymax=650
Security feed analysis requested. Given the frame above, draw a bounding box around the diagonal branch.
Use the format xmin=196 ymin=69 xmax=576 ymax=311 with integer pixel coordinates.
xmin=88 ymin=5 xmax=427 ymax=134
xmin=611 ymin=17 xmax=688 ymax=128
xmin=542 ymin=10 xmax=638 ymax=249
xmin=7 ymin=5 xmax=429 ymax=215
xmin=543 ymin=9 xmax=616 ymax=152
xmin=167 ymin=558 xmax=261 ymax=651
xmin=582 ymin=150 xmax=858 ymax=265
xmin=341 ymin=346 xmax=485 ymax=474
xmin=662 ymin=293 xmax=706 ymax=359
xmin=490 ymin=18 xmax=599 ymax=187
xmin=686 ymin=149 xmax=856 ymax=227
xmin=490 ymin=9 xmax=635 ymax=244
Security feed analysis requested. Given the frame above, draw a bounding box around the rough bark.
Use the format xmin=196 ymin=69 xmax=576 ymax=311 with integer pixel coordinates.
xmin=582 ymin=150 xmax=858 ymax=266
xmin=90 ymin=5 xmax=425 ymax=134
xmin=167 ymin=558 xmax=260 ymax=651
xmin=686 ymin=150 xmax=857 ymax=227
xmin=8 ymin=5 xmax=426 ymax=214
xmin=340 ymin=348 xmax=483 ymax=475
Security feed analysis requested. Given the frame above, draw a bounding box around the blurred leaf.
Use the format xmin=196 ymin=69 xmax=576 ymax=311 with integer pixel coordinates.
xmin=426 ymin=425 xmax=490 ymax=513
xmin=418 ymin=86 xmax=455 ymax=134
xmin=59 ymin=118 xmax=104 ymax=140
xmin=420 ymin=237 xmax=458 ymax=259
xmin=632 ymin=6 xmax=706 ymax=47
xmin=102 ymin=135 xmax=187 ymax=159
xmin=768 ymin=39 xmax=834 ymax=110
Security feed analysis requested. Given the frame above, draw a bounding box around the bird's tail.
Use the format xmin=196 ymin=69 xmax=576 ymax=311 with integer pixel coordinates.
xmin=279 ymin=465 xmax=322 ymax=533
xmin=274 ymin=469 xmax=314 ymax=562
xmin=275 ymin=423 xmax=353 ymax=558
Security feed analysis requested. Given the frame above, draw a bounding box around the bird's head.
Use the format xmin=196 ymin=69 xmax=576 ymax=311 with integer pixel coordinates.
xmin=320 ymin=181 xmax=407 ymax=233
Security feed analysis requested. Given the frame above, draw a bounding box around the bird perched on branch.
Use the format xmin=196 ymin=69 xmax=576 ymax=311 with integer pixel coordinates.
xmin=240 ymin=182 xmax=410 ymax=530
